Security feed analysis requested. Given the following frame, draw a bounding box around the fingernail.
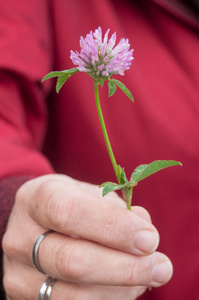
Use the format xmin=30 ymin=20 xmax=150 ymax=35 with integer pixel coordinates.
xmin=152 ymin=260 xmax=173 ymax=284
xmin=134 ymin=230 xmax=159 ymax=254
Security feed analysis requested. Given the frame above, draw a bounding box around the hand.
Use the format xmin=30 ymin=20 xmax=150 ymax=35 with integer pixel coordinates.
xmin=2 ymin=174 xmax=173 ymax=299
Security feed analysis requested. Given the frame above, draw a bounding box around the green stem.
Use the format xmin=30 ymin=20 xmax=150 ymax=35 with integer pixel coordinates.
xmin=121 ymin=187 xmax=133 ymax=211
xmin=94 ymin=81 xmax=120 ymax=182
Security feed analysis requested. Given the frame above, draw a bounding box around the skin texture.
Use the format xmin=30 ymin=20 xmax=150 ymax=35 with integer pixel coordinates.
xmin=2 ymin=174 xmax=173 ymax=300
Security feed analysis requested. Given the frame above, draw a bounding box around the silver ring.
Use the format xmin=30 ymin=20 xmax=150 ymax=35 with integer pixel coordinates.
xmin=39 ymin=277 xmax=57 ymax=300
xmin=46 ymin=278 xmax=57 ymax=300
xmin=32 ymin=230 xmax=53 ymax=274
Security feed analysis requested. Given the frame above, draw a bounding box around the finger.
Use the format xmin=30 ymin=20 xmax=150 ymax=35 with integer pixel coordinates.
xmin=131 ymin=206 xmax=152 ymax=223
xmin=77 ymin=181 xmax=153 ymax=222
xmin=3 ymin=256 xmax=147 ymax=300
xmin=80 ymin=181 xmax=128 ymax=208
xmin=3 ymin=255 xmax=42 ymax=300
xmin=18 ymin=177 xmax=159 ymax=255
xmin=51 ymin=281 xmax=147 ymax=300
xmin=35 ymin=232 xmax=172 ymax=287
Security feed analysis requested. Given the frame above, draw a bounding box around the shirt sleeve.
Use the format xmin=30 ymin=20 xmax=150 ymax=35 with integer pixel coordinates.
xmin=0 ymin=0 xmax=55 ymax=178
xmin=0 ymin=2 xmax=55 ymax=295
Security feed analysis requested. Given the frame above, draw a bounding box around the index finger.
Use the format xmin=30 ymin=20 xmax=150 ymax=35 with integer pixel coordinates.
xmin=18 ymin=176 xmax=159 ymax=255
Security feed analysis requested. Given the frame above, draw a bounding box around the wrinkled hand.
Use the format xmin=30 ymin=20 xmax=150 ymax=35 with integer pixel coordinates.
xmin=2 ymin=174 xmax=173 ymax=299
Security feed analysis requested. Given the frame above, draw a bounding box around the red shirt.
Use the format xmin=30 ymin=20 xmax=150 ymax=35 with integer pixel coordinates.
xmin=0 ymin=1 xmax=199 ymax=299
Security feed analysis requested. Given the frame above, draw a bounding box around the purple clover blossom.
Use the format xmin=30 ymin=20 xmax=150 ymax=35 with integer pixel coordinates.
xmin=42 ymin=28 xmax=182 ymax=212
xmin=70 ymin=27 xmax=134 ymax=81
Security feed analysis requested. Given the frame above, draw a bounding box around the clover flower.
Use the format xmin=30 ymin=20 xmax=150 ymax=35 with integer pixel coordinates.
xmin=70 ymin=27 xmax=134 ymax=80
xmin=42 ymin=27 xmax=182 ymax=211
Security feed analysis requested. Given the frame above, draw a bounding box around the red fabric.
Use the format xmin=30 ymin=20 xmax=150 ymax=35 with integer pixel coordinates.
xmin=0 ymin=176 xmax=31 ymax=299
xmin=0 ymin=0 xmax=199 ymax=299
xmin=0 ymin=0 xmax=54 ymax=178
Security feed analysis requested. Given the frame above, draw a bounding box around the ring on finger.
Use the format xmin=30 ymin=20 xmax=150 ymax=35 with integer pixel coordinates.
xmin=46 ymin=277 xmax=57 ymax=300
xmin=32 ymin=230 xmax=53 ymax=274
xmin=39 ymin=277 xmax=57 ymax=300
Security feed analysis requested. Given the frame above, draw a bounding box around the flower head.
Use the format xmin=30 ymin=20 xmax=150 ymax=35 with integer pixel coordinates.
xmin=70 ymin=27 xmax=134 ymax=81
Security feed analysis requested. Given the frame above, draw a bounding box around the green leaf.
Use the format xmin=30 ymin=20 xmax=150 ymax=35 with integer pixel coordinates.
xmin=56 ymin=74 xmax=70 ymax=93
xmin=42 ymin=71 xmax=66 ymax=81
xmin=111 ymin=79 xmax=134 ymax=102
xmin=41 ymin=68 xmax=79 ymax=82
xmin=131 ymin=160 xmax=182 ymax=183
xmin=117 ymin=165 xmax=128 ymax=184
xmin=108 ymin=80 xmax=116 ymax=97
xmin=100 ymin=182 xmax=126 ymax=196
xmin=98 ymin=80 xmax=104 ymax=88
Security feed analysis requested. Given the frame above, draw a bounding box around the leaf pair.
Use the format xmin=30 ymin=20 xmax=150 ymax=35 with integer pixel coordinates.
xmin=100 ymin=160 xmax=182 ymax=197
xmin=42 ymin=68 xmax=134 ymax=103
xmin=41 ymin=68 xmax=79 ymax=93
xmin=108 ymin=79 xmax=134 ymax=102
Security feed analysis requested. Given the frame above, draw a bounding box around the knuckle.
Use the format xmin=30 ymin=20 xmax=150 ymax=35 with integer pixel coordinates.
xmin=67 ymin=247 xmax=85 ymax=280
xmin=2 ymin=232 xmax=17 ymax=258
xmin=35 ymin=179 xmax=66 ymax=227
xmin=15 ymin=180 xmax=31 ymax=207
xmin=123 ymin=257 xmax=152 ymax=286
xmin=35 ymin=179 xmax=59 ymax=205
xmin=14 ymin=184 xmax=25 ymax=204
xmin=56 ymin=242 xmax=85 ymax=280
xmin=3 ymin=270 xmax=24 ymax=300
xmin=3 ymin=271 xmax=17 ymax=299
xmin=42 ymin=183 xmax=63 ymax=227
xmin=36 ymin=179 xmax=78 ymax=231
xmin=123 ymin=264 xmax=136 ymax=285
xmin=2 ymin=229 xmax=29 ymax=259
xmin=2 ymin=232 xmax=11 ymax=257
